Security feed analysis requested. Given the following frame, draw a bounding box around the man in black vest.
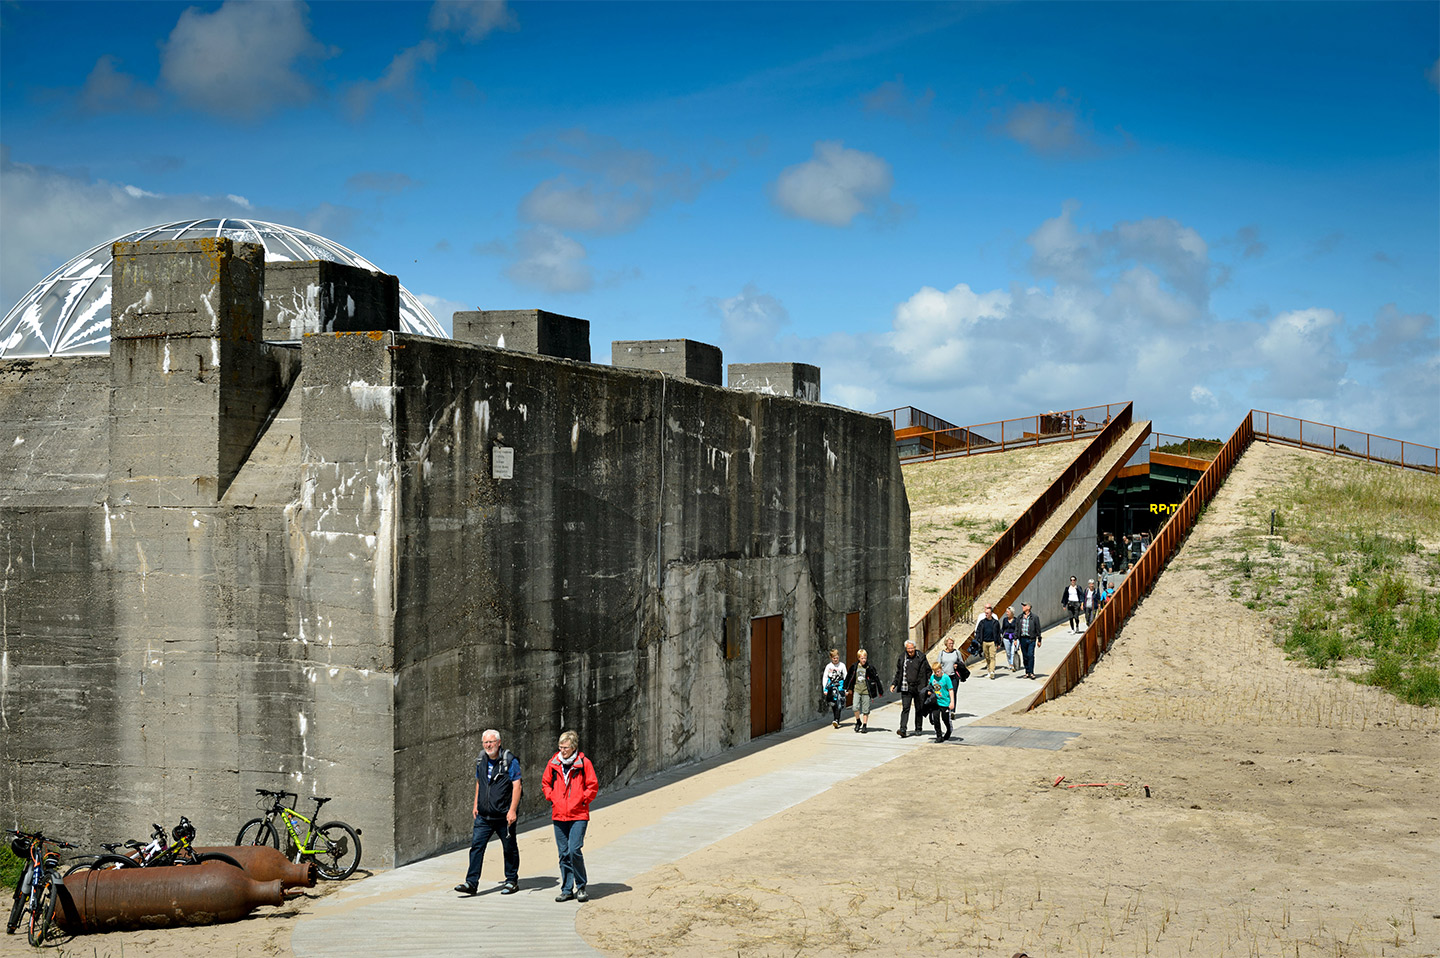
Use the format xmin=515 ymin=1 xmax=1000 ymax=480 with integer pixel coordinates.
xmin=455 ymin=728 xmax=522 ymax=896
xmin=891 ymin=639 xmax=929 ymax=738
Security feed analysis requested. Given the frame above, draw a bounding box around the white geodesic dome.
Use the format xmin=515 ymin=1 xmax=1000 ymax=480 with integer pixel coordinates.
xmin=0 ymin=218 xmax=446 ymax=357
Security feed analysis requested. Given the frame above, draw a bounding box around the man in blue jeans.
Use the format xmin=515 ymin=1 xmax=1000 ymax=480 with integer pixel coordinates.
xmin=1016 ymin=602 xmax=1044 ymax=679
xmin=455 ymin=728 xmax=522 ymax=896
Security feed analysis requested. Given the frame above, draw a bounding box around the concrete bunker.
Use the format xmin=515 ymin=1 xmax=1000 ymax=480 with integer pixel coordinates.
xmin=0 ymin=237 xmax=909 ymax=868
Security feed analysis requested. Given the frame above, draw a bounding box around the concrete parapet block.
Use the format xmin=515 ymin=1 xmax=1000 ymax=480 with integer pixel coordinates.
xmin=728 ymin=362 xmax=821 ymax=402
xmin=612 ymin=339 xmax=723 ymax=384
xmin=112 ymin=238 xmax=263 ymax=342
xmin=264 ymin=261 xmax=400 ymax=340
xmin=452 ymin=309 xmax=590 ymax=361
xmin=108 ymin=238 xmax=269 ymax=505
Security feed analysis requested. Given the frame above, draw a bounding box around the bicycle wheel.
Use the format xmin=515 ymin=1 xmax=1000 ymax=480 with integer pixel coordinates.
xmin=311 ymin=822 xmax=361 ymax=880
xmin=6 ymin=880 xmax=25 ymax=935
xmin=26 ymin=881 xmax=54 ymax=947
xmin=63 ymin=859 xmax=99 ymax=877
xmin=194 ymin=852 xmax=244 ymax=869
xmin=88 ymin=853 xmax=139 ymax=870
xmin=236 ymin=819 xmax=279 ymax=848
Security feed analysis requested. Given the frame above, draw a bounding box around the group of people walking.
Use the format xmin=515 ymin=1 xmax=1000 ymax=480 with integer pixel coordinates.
xmin=455 ymin=728 xmax=599 ymax=903
xmin=821 ymin=600 xmax=1050 ymax=744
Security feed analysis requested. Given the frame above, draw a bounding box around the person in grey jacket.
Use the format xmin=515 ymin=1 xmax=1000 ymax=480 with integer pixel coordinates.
xmin=936 ymin=636 xmax=964 ymax=717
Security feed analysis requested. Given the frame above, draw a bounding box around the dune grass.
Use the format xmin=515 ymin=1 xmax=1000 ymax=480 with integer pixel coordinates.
xmin=1225 ymin=457 xmax=1440 ymax=706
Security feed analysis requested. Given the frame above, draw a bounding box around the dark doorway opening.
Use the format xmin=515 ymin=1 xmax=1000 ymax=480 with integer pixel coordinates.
xmin=749 ymin=615 xmax=783 ymax=738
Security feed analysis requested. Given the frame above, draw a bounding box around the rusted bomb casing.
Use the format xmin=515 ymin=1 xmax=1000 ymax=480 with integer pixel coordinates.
xmin=193 ymin=845 xmax=317 ymax=888
xmin=56 ymin=861 xmax=285 ymax=932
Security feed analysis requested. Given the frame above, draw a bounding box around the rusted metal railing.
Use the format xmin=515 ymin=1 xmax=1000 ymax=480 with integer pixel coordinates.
xmin=883 ymin=402 xmax=1130 ymax=463
xmin=911 ymin=403 xmax=1135 ymax=650
xmin=1251 ymin=410 xmax=1439 ymax=474
xmin=1025 ymin=412 xmax=1256 ymax=709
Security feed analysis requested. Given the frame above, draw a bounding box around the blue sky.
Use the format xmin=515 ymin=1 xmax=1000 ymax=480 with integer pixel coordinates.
xmin=2 ymin=1 xmax=1437 ymax=443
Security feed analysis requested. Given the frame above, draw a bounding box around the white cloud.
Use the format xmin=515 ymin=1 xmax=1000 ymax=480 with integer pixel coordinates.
xmin=429 ymin=0 xmax=518 ymax=42
xmin=79 ymin=55 xmax=157 ymax=113
xmin=1349 ymin=304 xmax=1437 ymax=367
xmin=1027 ymin=200 xmax=1098 ymax=284
xmin=1190 ymin=385 xmax=1219 ymax=409
xmin=160 ymin=0 xmax=331 ymax=119
xmin=347 ymin=1 xmax=516 ymax=118
xmin=1252 ymin=308 xmax=1346 ymax=399
xmin=998 ymin=94 xmax=1099 ymax=157
xmin=771 ymin=141 xmax=894 ymax=227
xmin=709 ymin=284 xmax=790 ymax=352
xmin=347 ymin=40 xmax=440 ymax=118
xmin=416 ymin=293 xmax=473 ymax=336
xmin=504 ymin=226 xmax=592 ymax=293
xmin=519 ymin=175 xmax=649 ymax=234
xmin=862 ymin=75 xmax=934 ymax=121
xmin=1103 ymin=266 xmax=1198 ymax=328
xmin=517 ymin=130 xmax=722 ymax=234
xmin=0 ymin=148 xmax=356 ymax=317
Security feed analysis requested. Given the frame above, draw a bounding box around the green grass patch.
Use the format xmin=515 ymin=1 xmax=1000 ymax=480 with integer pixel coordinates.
xmin=1231 ymin=455 xmax=1440 ymax=708
xmin=1 ymin=843 xmax=22 ymax=889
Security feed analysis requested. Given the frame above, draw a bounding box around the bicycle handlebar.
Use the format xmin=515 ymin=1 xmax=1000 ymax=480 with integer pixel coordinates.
xmin=5 ymin=829 xmax=74 ymax=849
xmin=256 ymin=788 xmax=298 ymax=799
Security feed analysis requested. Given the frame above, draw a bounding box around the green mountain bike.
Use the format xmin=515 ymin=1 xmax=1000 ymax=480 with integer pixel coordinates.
xmin=236 ymin=789 xmax=362 ymax=880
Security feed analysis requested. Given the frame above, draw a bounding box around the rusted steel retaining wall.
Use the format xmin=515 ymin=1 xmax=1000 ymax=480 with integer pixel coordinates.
xmin=1026 ymin=412 xmax=1256 ymax=708
xmin=910 ymin=402 xmax=1135 ymax=651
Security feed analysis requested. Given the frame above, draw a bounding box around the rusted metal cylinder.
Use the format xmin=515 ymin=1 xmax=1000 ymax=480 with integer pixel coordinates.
xmin=56 ymin=861 xmax=285 ymax=932
xmin=193 ymin=845 xmax=317 ymax=888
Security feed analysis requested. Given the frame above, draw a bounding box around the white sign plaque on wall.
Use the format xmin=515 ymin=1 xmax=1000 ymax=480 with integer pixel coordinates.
xmin=492 ymin=446 xmax=514 ymax=480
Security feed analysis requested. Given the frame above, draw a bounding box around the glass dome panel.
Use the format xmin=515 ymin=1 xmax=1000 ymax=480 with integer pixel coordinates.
xmin=0 ymin=218 xmax=447 ymax=357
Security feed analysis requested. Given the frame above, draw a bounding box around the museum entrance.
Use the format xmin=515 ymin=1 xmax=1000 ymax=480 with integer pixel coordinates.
xmin=749 ymin=615 xmax=783 ymax=738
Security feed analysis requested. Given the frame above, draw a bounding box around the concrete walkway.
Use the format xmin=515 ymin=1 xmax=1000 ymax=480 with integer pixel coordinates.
xmin=290 ymin=627 xmax=1089 ymax=958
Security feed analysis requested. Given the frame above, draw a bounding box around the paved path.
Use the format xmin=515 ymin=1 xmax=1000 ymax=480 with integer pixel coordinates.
xmin=290 ymin=629 xmax=1087 ymax=958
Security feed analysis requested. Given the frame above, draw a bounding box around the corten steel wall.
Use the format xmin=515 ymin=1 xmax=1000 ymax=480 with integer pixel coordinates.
xmin=909 ymin=403 xmax=1134 ymax=650
xmin=1026 ymin=414 xmax=1256 ymax=709
xmin=379 ymin=334 xmax=909 ymax=863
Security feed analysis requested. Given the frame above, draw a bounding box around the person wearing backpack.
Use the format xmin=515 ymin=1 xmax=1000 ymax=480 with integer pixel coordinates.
xmin=542 ymin=730 xmax=599 ymax=903
xmin=455 ymin=729 xmax=522 ymax=897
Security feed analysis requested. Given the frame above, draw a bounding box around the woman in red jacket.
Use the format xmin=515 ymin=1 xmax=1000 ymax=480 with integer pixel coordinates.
xmin=542 ymin=729 xmax=599 ymax=902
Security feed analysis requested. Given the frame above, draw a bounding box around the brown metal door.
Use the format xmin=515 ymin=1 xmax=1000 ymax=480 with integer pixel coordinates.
xmin=844 ymin=611 xmax=860 ymax=705
xmin=750 ymin=615 xmax=783 ymax=738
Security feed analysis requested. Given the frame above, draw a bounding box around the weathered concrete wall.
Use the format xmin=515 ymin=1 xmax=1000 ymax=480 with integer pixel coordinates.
xmin=0 ymin=247 xmax=398 ymax=865
xmin=1025 ymin=503 xmax=1099 ymax=631
xmin=0 ymin=244 xmax=907 ymax=871
xmin=612 ymin=339 xmax=723 ymax=384
xmin=381 ymin=335 xmax=908 ymax=863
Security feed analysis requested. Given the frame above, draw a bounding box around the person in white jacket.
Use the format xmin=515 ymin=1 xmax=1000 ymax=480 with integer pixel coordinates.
xmin=822 ymin=649 xmax=848 ymax=728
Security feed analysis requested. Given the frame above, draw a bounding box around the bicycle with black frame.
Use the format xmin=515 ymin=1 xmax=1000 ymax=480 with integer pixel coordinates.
xmin=6 ymin=829 xmax=74 ymax=946
xmin=236 ymin=789 xmax=362 ymax=880
xmin=69 ymin=817 xmax=242 ymax=873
